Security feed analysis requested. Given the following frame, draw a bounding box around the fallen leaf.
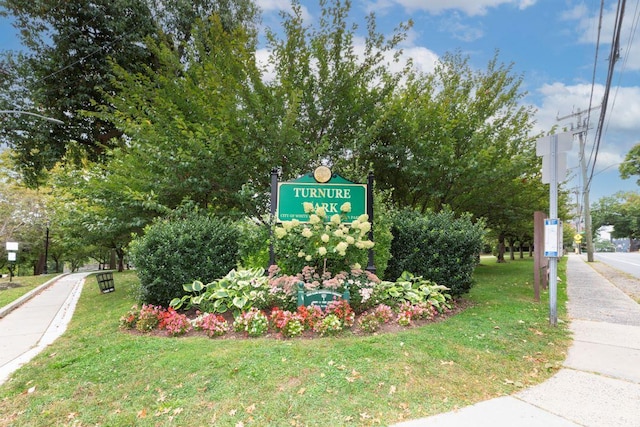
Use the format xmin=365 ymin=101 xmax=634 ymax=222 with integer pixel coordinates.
xmin=236 ymin=422 xmax=244 ymax=427
xmin=228 ymin=409 xmax=237 ymax=416
xmin=494 ymin=325 xmax=501 ymax=330
xmin=328 ymin=360 xmax=335 ymax=366
xmin=389 ymin=385 xmax=397 ymax=395
xmin=297 ymin=388 xmax=306 ymax=395
xmin=439 ymin=360 xmax=454 ymax=366
xmin=67 ymin=412 xmax=77 ymax=420
xmin=137 ymin=409 xmax=147 ymax=419
xmin=245 ymin=404 xmax=256 ymax=414
xmin=360 ymin=412 xmax=371 ymax=420
xmin=27 ymin=386 xmax=36 ymax=394
xmin=399 ymin=402 xmax=409 ymax=410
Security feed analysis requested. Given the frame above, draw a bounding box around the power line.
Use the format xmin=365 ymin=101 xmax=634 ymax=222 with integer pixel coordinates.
xmin=587 ymin=0 xmax=627 ymax=192
xmin=584 ymin=0 xmax=605 ymax=179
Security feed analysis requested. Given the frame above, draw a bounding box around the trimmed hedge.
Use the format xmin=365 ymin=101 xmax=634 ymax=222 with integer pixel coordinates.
xmin=130 ymin=213 xmax=239 ymax=306
xmin=385 ymin=209 xmax=485 ymax=297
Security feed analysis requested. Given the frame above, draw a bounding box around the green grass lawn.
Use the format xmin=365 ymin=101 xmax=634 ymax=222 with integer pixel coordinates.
xmin=0 ymin=274 xmax=60 ymax=309
xmin=0 ymin=257 xmax=570 ymax=426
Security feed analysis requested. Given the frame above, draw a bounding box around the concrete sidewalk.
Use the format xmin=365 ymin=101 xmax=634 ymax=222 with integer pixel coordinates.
xmin=0 ymin=272 xmax=91 ymax=385
xmin=394 ymin=254 xmax=640 ymax=427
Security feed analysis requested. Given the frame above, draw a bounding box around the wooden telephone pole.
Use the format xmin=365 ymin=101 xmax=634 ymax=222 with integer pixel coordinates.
xmin=557 ymin=106 xmax=600 ymax=262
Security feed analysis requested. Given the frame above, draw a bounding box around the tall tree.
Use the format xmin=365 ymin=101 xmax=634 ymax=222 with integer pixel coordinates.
xmin=91 ymin=14 xmax=274 ymax=216
xmin=0 ymin=0 xmax=160 ymax=185
xmin=265 ymin=0 xmax=410 ymax=181
xmin=0 ymin=0 xmax=259 ymax=186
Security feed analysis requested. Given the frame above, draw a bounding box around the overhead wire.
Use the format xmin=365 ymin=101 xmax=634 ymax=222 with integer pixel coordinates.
xmin=586 ymin=0 xmax=627 ymax=192
xmin=608 ymin=0 xmax=640 ymax=121
xmin=583 ymin=0 xmax=606 ymax=192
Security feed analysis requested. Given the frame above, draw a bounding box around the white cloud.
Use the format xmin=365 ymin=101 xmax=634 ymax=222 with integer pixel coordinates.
xmin=534 ymin=81 xmax=640 ymax=176
xmin=399 ymin=46 xmax=439 ymax=74
xmin=437 ymin=12 xmax=484 ymax=42
xmin=255 ymin=0 xmax=313 ymax=22
xmin=562 ymin=3 xmax=640 ymax=72
xmin=388 ymin=0 xmax=537 ymax=16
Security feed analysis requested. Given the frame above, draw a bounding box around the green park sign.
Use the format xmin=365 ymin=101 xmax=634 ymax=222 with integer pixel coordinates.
xmin=275 ymin=167 xmax=367 ymax=222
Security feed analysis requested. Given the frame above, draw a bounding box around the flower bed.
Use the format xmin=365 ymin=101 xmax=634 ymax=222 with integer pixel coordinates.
xmin=126 ymin=203 xmax=462 ymax=339
xmin=119 ymin=298 xmax=461 ymax=340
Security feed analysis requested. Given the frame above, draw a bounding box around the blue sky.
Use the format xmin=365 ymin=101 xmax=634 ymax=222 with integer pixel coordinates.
xmin=2 ymin=0 xmax=639 ymax=203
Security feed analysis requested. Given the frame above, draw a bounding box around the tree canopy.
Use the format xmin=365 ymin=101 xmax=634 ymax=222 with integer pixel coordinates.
xmin=620 ymin=143 xmax=640 ymax=186
xmin=2 ymin=0 xmax=553 ymax=270
xmin=592 ymin=191 xmax=640 ymax=244
xmin=0 ymin=0 xmax=259 ymax=186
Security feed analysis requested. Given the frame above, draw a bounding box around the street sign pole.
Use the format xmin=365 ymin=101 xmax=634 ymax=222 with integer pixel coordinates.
xmin=537 ymin=133 xmax=572 ymax=327
xmin=549 ymin=134 xmax=559 ymax=326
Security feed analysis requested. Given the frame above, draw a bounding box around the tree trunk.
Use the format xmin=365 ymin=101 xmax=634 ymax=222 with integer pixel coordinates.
xmin=509 ymin=238 xmax=515 ymax=260
xmin=496 ymin=233 xmax=506 ymax=263
xmin=116 ymin=248 xmax=125 ymax=272
xmin=519 ymin=242 xmax=524 ymax=259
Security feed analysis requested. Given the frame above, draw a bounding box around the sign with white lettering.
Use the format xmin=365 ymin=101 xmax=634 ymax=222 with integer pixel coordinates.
xmin=276 ymin=174 xmax=366 ymax=222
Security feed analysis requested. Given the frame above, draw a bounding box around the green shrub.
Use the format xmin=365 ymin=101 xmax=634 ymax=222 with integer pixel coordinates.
xmin=129 ymin=212 xmax=239 ymax=306
xmin=385 ymin=209 xmax=485 ymax=296
xmin=370 ymin=189 xmax=394 ymax=278
xmin=237 ymin=216 xmax=270 ymax=269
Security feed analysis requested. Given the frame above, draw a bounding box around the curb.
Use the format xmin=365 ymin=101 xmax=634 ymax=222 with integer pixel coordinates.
xmin=0 ymin=274 xmax=68 ymax=319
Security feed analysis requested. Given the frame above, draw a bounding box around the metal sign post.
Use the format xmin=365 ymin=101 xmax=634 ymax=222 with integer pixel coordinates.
xmin=536 ymin=133 xmax=572 ymax=327
xmin=6 ymin=241 xmax=18 ymax=283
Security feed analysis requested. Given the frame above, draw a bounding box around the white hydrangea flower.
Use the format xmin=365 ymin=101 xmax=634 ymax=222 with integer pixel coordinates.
xmin=303 ymin=202 xmax=314 ymax=213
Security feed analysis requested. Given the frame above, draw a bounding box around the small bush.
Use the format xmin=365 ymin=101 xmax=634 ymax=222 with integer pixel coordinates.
xmin=386 ymin=209 xmax=485 ymax=296
xmin=129 ymin=210 xmax=239 ymax=306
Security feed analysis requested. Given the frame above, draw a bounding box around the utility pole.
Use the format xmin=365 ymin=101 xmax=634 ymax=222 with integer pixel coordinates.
xmin=557 ymin=107 xmax=600 ymax=262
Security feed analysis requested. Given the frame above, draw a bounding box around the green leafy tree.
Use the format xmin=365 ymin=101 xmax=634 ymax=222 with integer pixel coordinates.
xmin=0 ymin=0 xmax=160 ymax=185
xmin=264 ymin=0 xmax=411 ymax=181
xmin=95 ymin=14 xmax=274 ymax=216
xmin=0 ymin=151 xmax=52 ymax=274
xmin=620 ymin=143 xmax=640 ymax=185
xmin=592 ymin=191 xmax=640 ymax=249
xmin=0 ymin=0 xmax=259 ymax=186
xmin=364 ymin=51 xmax=545 ymax=258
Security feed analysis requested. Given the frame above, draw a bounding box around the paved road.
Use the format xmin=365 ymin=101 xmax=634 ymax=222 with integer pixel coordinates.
xmin=593 ymin=252 xmax=640 ymax=279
